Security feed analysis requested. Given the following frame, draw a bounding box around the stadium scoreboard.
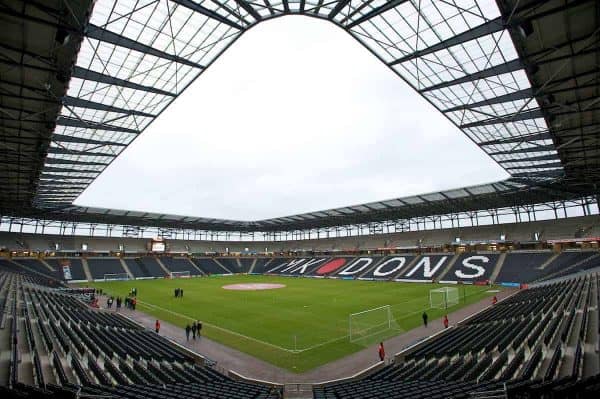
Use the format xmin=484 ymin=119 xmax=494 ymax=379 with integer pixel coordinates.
xmin=149 ymin=238 xmax=166 ymax=253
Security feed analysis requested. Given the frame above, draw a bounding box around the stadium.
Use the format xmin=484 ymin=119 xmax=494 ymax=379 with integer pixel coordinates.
xmin=1 ymin=0 xmax=599 ymax=398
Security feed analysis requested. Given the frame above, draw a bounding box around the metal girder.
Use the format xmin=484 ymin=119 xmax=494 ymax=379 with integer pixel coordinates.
xmin=497 ymin=154 xmax=559 ymax=163
xmin=52 ymin=133 xmax=128 ymax=147
xmin=43 ymin=166 xmax=100 ymax=174
xmin=328 ymin=0 xmax=351 ymax=19
xmin=390 ymin=17 xmax=505 ymax=66
xmin=511 ymin=169 xmax=564 ymax=178
xmin=420 ymin=59 xmax=525 ymax=93
xmin=0 ymin=3 xmax=82 ymax=33
xmin=62 ymin=96 xmax=155 ymax=118
xmin=0 ymin=58 xmax=56 ymax=74
xmin=37 ymin=181 xmax=88 ymax=187
xmin=461 ymin=109 xmax=544 ymax=129
xmin=443 ymin=88 xmax=534 ymax=113
xmin=481 ymin=131 xmax=552 ymax=146
xmin=0 ymin=42 xmax=56 ymax=67
xmin=44 ymin=158 xmax=109 ymax=166
xmin=71 ymin=67 xmax=176 ymax=97
xmin=47 ymin=147 xmax=115 ymax=157
xmin=35 ymin=195 xmax=81 ymax=201
xmin=40 ymin=174 xmax=95 ymax=181
xmin=169 ymin=0 xmax=244 ymax=30
xmin=86 ymin=24 xmax=204 ymax=69
xmin=346 ymin=0 xmax=410 ymax=29
xmin=36 ymin=188 xmax=82 ymax=193
xmin=56 ymin=116 xmax=139 ymax=134
xmin=233 ymin=0 xmax=261 ymax=21
xmin=505 ymin=161 xmax=564 ymax=170
xmin=490 ymin=145 xmax=555 ymax=156
xmin=514 ymin=0 xmax=597 ymax=25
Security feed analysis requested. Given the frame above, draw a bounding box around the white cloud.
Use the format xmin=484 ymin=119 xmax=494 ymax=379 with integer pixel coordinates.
xmin=75 ymin=16 xmax=508 ymax=221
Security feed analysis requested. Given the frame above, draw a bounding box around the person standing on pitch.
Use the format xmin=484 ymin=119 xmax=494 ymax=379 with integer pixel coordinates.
xmin=185 ymin=324 xmax=191 ymax=341
xmin=378 ymin=342 xmax=385 ymax=362
xmin=443 ymin=315 xmax=449 ymax=329
xmin=422 ymin=311 xmax=428 ymax=327
xmin=197 ymin=320 xmax=202 ymax=338
xmin=155 ymin=319 xmax=161 ymax=334
xmin=191 ymin=321 xmax=197 ymax=340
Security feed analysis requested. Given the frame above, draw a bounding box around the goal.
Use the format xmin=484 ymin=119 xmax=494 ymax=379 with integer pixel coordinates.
xmin=169 ymin=271 xmax=191 ymax=279
xmin=103 ymin=273 xmax=130 ymax=281
xmin=430 ymin=287 xmax=459 ymax=309
xmin=349 ymin=305 xmax=397 ymax=343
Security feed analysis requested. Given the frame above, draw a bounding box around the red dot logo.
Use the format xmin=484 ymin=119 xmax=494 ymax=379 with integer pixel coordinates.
xmin=316 ymin=258 xmax=347 ymax=275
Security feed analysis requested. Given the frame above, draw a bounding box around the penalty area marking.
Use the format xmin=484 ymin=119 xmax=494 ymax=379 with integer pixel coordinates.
xmin=136 ymin=299 xmax=347 ymax=353
xmin=222 ymin=283 xmax=286 ymax=291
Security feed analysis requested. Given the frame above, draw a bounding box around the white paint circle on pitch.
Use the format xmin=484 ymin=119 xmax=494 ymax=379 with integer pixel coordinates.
xmin=222 ymin=283 xmax=286 ymax=291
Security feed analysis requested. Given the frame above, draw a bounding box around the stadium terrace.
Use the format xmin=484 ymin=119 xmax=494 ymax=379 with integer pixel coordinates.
xmin=1 ymin=0 xmax=600 ymax=398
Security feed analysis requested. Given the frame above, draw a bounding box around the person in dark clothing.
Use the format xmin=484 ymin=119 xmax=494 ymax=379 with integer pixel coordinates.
xmin=197 ymin=320 xmax=202 ymax=337
xmin=378 ymin=342 xmax=385 ymax=362
xmin=269 ymin=386 xmax=283 ymax=399
xmin=174 ymin=288 xmax=179 ymax=298
xmin=422 ymin=311 xmax=428 ymax=327
xmin=185 ymin=324 xmax=191 ymax=341
xmin=180 ymin=289 xmax=183 ymax=298
xmin=191 ymin=322 xmax=197 ymax=340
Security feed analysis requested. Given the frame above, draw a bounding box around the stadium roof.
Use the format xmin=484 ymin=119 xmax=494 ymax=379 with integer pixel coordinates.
xmin=1 ymin=0 xmax=598 ymax=232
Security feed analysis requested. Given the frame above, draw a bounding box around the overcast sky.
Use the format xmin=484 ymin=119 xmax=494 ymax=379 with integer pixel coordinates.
xmin=75 ymin=16 xmax=509 ymax=221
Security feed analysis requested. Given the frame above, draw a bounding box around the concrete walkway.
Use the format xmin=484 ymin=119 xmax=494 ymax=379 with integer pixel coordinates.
xmin=100 ymin=288 xmax=516 ymax=384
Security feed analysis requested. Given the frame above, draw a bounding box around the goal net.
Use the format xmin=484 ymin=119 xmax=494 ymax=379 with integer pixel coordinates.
xmin=103 ymin=273 xmax=130 ymax=281
xmin=430 ymin=287 xmax=459 ymax=309
xmin=349 ymin=305 xmax=399 ymax=343
xmin=169 ymin=271 xmax=191 ymax=279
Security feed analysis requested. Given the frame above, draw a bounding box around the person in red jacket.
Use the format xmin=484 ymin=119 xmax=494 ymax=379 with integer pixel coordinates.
xmin=155 ymin=319 xmax=160 ymax=334
xmin=378 ymin=342 xmax=385 ymax=362
xmin=492 ymin=295 xmax=498 ymax=305
xmin=443 ymin=315 xmax=449 ymax=329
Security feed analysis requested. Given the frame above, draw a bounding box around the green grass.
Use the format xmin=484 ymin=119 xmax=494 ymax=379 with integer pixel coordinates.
xmin=88 ymin=275 xmax=497 ymax=372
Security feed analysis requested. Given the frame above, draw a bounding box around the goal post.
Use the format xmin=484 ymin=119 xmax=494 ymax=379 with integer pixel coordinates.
xmin=169 ymin=271 xmax=191 ymax=279
xmin=349 ymin=305 xmax=398 ymax=343
xmin=103 ymin=273 xmax=130 ymax=281
xmin=430 ymin=287 xmax=459 ymax=309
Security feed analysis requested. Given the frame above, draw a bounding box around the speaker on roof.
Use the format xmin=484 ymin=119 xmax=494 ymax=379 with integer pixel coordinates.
xmin=55 ymin=28 xmax=70 ymax=45
xmin=542 ymin=94 xmax=555 ymax=106
xmin=518 ymin=20 xmax=534 ymax=38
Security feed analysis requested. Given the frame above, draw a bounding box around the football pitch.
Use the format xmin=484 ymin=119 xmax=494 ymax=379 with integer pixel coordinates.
xmin=89 ymin=275 xmax=497 ymax=372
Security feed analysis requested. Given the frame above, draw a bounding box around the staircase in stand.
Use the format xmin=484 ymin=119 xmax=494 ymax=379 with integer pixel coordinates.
xmin=81 ymin=258 xmax=93 ymax=282
xmin=118 ymin=258 xmax=135 ymax=279
xmin=490 ymin=252 xmax=507 ymax=283
xmin=134 ymin=258 xmax=151 ymax=277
